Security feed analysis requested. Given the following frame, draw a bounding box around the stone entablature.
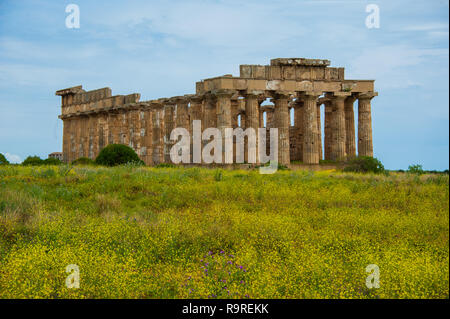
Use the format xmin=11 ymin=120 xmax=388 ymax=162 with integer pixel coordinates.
xmin=57 ymin=58 xmax=377 ymax=165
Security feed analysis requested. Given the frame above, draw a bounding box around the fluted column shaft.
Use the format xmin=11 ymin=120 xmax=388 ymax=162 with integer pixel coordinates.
xmin=273 ymin=93 xmax=291 ymax=166
xmin=245 ymin=92 xmax=260 ymax=164
xmin=358 ymin=93 xmax=376 ymax=157
xmin=164 ymin=105 xmax=175 ymax=163
xmin=151 ymin=105 xmax=164 ymax=164
xmin=302 ymin=93 xmax=320 ymax=164
xmin=345 ymin=96 xmax=357 ymax=158
xmin=330 ymin=96 xmax=347 ymax=161
xmin=316 ymin=103 xmax=322 ymax=161
xmin=216 ymin=91 xmax=233 ymax=164
xmin=293 ymin=100 xmax=304 ymax=161
xmin=176 ymin=100 xmax=190 ymax=130
xmin=324 ymin=101 xmax=332 ymax=160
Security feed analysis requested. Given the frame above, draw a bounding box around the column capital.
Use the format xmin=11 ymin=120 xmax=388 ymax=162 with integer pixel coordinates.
xmin=187 ymin=94 xmax=204 ymax=103
xmin=357 ymin=92 xmax=378 ymax=100
xmin=272 ymin=90 xmax=293 ymax=100
xmin=150 ymin=101 xmax=164 ymax=109
xmin=345 ymin=94 xmax=358 ymax=103
xmin=325 ymin=92 xmax=352 ymax=101
xmin=204 ymin=92 xmax=218 ymax=102
xmin=212 ymin=89 xmax=237 ymax=98
xmin=298 ymin=91 xmax=321 ymax=101
xmin=243 ymin=90 xmax=265 ymax=98
xmin=291 ymin=98 xmax=304 ymax=108
xmin=171 ymin=96 xmax=191 ymax=106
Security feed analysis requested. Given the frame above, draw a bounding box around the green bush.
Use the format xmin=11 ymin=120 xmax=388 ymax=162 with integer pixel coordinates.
xmin=22 ymin=156 xmax=44 ymax=166
xmin=95 ymin=144 xmax=144 ymax=167
xmin=343 ymin=156 xmax=385 ymax=174
xmin=0 ymin=153 xmax=9 ymax=165
xmin=407 ymin=164 xmax=424 ymax=175
xmin=72 ymin=157 xmax=95 ymax=166
xmin=43 ymin=158 xmax=63 ymax=165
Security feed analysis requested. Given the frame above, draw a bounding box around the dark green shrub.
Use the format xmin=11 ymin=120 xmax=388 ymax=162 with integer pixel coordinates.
xmin=95 ymin=144 xmax=144 ymax=166
xmin=407 ymin=164 xmax=424 ymax=175
xmin=22 ymin=156 xmax=44 ymax=166
xmin=343 ymin=156 xmax=385 ymax=174
xmin=72 ymin=157 xmax=95 ymax=166
xmin=43 ymin=158 xmax=63 ymax=165
xmin=0 ymin=153 xmax=9 ymax=165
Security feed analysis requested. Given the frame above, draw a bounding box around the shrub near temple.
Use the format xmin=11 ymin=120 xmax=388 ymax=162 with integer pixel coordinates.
xmin=0 ymin=153 xmax=9 ymax=165
xmin=95 ymin=144 xmax=144 ymax=166
xmin=22 ymin=155 xmax=44 ymax=166
xmin=343 ymin=156 xmax=385 ymax=174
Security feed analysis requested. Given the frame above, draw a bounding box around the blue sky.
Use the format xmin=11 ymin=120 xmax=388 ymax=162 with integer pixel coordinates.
xmin=0 ymin=0 xmax=448 ymax=170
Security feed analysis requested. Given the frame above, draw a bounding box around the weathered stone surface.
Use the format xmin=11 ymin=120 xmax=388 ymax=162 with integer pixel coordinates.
xmin=57 ymin=58 xmax=376 ymax=166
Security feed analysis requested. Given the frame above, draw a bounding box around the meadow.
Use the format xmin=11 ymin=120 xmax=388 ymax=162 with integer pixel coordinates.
xmin=0 ymin=164 xmax=448 ymax=299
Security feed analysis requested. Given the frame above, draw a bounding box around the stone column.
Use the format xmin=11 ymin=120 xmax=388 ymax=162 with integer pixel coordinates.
xmin=203 ymin=94 xmax=217 ymax=129
xmin=300 ymin=92 xmax=321 ymax=164
xmin=62 ymin=118 xmax=69 ymax=163
xmin=244 ymin=91 xmax=262 ymax=164
xmin=142 ymin=107 xmax=153 ymax=165
xmin=358 ymin=92 xmax=377 ymax=157
xmin=316 ymin=101 xmax=323 ymax=161
xmin=87 ymin=115 xmax=94 ymax=159
xmin=81 ymin=115 xmax=89 ymax=158
xmin=202 ymin=94 xmax=217 ymax=163
xmin=175 ymin=98 xmax=190 ymax=130
xmin=344 ymin=95 xmax=357 ymax=158
xmin=273 ymin=92 xmax=291 ymax=166
xmin=324 ymin=100 xmax=332 ymax=160
xmin=257 ymin=96 xmax=266 ymax=127
xmin=293 ymin=99 xmax=304 ymax=161
xmin=151 ymin=103 xmax=164 ymax=165
xmin=189 ymin=95 xmax=203 ymax=163
xmin=216 ymin=90 xmax=234 ymax=164
xmin=163 ymin=104 xmax=175 ymax=163
xmin=330 ymin=94 xmax=348 ymax=161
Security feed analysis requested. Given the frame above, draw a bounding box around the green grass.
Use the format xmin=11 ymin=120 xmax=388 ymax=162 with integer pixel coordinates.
xmin=0 ymin=165 xmax=448 ymax=299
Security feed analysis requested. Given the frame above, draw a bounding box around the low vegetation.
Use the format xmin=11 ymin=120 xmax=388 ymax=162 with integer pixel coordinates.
xmin=94 ymin=144 xmax=144 ymax=167
xmin=0 ymin=153 xmax=9 ymax=165
xmin=0 ymin=164 xmax=448 ymax=298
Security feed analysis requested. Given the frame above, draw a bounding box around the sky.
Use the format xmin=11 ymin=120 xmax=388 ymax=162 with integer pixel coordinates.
xmin=0 ymin=0 xmax=448 ymax=170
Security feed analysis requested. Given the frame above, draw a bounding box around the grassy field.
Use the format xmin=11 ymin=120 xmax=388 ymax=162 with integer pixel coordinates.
xmin=0 ymin=165 xmax=448 ymax=299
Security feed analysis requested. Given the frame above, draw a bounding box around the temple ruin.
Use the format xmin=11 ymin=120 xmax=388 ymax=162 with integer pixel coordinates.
xmin=57 ymin=58 xmax=377 ymax=166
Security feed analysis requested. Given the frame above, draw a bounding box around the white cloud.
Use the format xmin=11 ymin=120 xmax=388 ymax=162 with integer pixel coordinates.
xmin=3 ymin=152 xmax=21 ymax=164
xmin=347 ymin=45 xmax=449 ymax=89
xmin=402 ymin=23 xmax=449 ymax=32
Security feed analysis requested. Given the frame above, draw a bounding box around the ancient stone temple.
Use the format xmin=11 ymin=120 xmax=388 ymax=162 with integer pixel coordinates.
xmin=57 ymin=58 xmax=377 ymax=165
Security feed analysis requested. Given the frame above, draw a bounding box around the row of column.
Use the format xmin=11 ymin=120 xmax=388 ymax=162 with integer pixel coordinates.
xmin=62 ymin=91 xmax=375 ymax=166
